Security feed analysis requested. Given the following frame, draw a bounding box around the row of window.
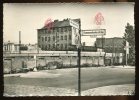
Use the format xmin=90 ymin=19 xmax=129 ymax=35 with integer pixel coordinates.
xmin=39 ymin=27 xmax=72 ymax=34
xmin=39 ymin=35 xmax=71 ymax=42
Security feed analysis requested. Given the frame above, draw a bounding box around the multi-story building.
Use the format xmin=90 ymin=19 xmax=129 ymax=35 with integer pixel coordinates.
xmin=37 ymin=18 xmax=81 ymax=51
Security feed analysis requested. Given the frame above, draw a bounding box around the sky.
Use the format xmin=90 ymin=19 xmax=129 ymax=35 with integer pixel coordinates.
xmin=3 ymin=3 xmax=134 ymax=46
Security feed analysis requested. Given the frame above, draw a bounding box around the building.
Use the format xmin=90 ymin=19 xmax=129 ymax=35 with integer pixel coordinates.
xmin=3 ymin=41 xmax=29 ymax=53
xmin=37 ymin=18 xmax=79 ymax=51
xmin=3 ymin=41 xmax=19 ymax=53
xmin=37 ymin=18 xmax=97 ymax=52
xmin=95 ymin=37 xmax=124 ymax=65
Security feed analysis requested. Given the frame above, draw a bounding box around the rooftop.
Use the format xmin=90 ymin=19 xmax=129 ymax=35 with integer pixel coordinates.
xmin=41 ymin=18 xmax=80 ymax=29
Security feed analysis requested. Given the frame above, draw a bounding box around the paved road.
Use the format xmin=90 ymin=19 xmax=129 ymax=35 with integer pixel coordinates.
xmin=4 ymin=67 xmax=135 ymax=91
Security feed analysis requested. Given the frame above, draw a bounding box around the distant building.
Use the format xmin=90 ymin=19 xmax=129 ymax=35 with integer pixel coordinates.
xmin=3 ymin=41 xmax=29 ymax=53
xmin=3 ymin=41 xmax=19 ymax=53
xmin=95 ymin=37 xmax=124 ymax=53
xmin=95 ymin=37 xmax=124 ymax=65
xmin=37 ymin=18 xmax=97 ymax=52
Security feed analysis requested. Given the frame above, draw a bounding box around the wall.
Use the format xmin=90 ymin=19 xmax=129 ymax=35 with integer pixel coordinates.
xmin=3 ymin=55 xmax=104 ymax=72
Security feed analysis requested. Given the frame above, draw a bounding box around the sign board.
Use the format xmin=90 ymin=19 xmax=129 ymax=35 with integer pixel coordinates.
xmin=69 ymin=19 xmax=79 ymax=29
xmin=71 ymin=19 xmax=81 ymax=47
xmin=124 ymin=41 xmax=130 ymax=54
xmin=82 ymin=29 xmax=106 ymax=36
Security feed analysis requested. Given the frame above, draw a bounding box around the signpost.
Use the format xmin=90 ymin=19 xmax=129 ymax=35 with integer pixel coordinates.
xmin=76 ymin=20 xmax=81 ymax=96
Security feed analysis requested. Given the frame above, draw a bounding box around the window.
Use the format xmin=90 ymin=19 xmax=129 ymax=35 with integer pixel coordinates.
xmin=65 ymin=44 xmax=67 ymax=49
xmin=45 ymin=37 xmax=47 ymax=41
xmin=64 ymin=27 xmax=67 ymax=32
xmin=42 ymin=37 xmax=44 ymax=42
xmin=61 ymin=36 xmax=63 ymax=40
xmin=45 ymin=45 xmax=47 ymax=50
xmin=61 ymin=28 xmax=63 ymax=32
xmin=68 ymin=27 xmax=71 ymax=31
xmin=69 ymin=35 xmax=71 ymax=40
xmin=59 ymin=28 xmax=61 ymax=32
xmin=65 ymin=35 xmax=67 ymax=40
xmin=48 ymin=44 xmax=50 ymax=49
xmin=57 ymin=36 xmax=59 ymax=40
xmin=69 ymin=43 xmax=71 ymax=46
xmin=53 ymin=36 xmax=55 ymax=41
xmin=61 ymin=44 xmax=63 ymax=49
xmin=57 ymin=28 xmax=59 ymax=32
xmin=48 ymin=37 xmax=50 ymax=41
xmin=53 ymin=44 xmax=55 ymax=48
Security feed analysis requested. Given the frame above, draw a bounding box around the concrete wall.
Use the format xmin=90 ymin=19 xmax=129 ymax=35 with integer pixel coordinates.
xmin=3 ymin=55 xmax=104 ymax=71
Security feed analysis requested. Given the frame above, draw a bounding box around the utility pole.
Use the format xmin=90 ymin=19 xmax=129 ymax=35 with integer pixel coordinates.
xmin=77 ymin=19 xmax=81 ymax=96
xmin=112 ymin=38 xmax=114 ymax=66
xmin=19 ymin=31 xmax=21 ymax=54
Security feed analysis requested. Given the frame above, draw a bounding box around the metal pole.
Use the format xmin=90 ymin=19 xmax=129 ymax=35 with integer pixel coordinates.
xmin=78 ymin=19 xmax=81 ymax=96
xmin=78 ymin=47 xmax=81 ymax=96
xmin=112 ymin=38 xmax=114 ymax=66
xmin=11 ymin=59 xmax=12 ymax=74
xmin=56 ymin=32 xmax=57 ymax=51
xmin=19 ymin=31 xmax=21 ymax=54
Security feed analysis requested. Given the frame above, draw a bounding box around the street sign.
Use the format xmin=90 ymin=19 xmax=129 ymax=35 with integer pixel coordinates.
xmin=69 ymin=19 xmax=79 ymax=29
xmin=82 ymin=29 xmax=106 ymax=36
xmin=75 ymin=32 xmax=81 ymax=48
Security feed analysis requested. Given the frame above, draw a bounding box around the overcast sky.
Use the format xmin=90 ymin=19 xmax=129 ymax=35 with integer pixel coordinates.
xmin=3 ymin=3 xmax=134 ymax=46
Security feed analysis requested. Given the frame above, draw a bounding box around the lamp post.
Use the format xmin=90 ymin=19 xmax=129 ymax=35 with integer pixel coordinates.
xmin=77 ymin=19 xmax=81 ymax=96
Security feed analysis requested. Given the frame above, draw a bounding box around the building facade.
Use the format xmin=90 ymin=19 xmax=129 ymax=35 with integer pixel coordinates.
xmin=37 ymin=18 xmax=80 ymax=51
xmin=95 ymin=37 xmax=124 ymax=65
xmin=3 ymin=41 xmax=19 ymax=53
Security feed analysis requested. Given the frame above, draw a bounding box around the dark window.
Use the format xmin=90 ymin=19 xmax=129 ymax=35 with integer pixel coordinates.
xmin=59 ymin=28 xmax=61 ymax=32
xmin=61 ymin=44 xmax=63 ymax=49
xmin=53 ymin=44 xmax=55 ymax=48
xmin=53 ymin=36 xmax=55 ymax=41
xmin=57 ymin=28 xmax=59 ymax=32
xmin=48 ymin=44 xmax=50 ymax=49
xmin=45 ymin=45 xmax=47 ymax=50
xmin=69 ymin=43 xmax=71 ymax=46
xmin=65 ymin=44 xmax=67 ymax=49
xmin=68 ymin=27 xmax=71 ymax=31
xmin=57 ymin=36 xmax=59 ymax=41
xmin=61 ymin=28 xmax=63 ymax=32
xmin=61 ymin=36 xmax=63 ymax=40
xmin=48 ymin=37 xmax=50 ymax=41
xmin=69 ymin=35 xmax=71 ymax=40
xmin=42 ymin=37 xmax=44 ymax=42
xmin=45 ymin=37 xmax=47 ymax=41
xmin=65 ymin=35 xmax=67 ymax=40
xmin=65 ymin=27 xmax=67 ymax=32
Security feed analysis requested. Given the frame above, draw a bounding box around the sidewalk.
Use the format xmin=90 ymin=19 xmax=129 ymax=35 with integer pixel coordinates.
xmin=105 ymin=65 xmax=135 ymax=69
xmin=82 ymin=84 xmax=135 ymax=96
xmin=4 ymin=84 xmax=134 ymax=96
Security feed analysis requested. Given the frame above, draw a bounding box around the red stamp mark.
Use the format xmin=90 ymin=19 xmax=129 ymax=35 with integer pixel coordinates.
xmin=44 ymin=18 xmax=54 ymax=31
xmin=94 ymin=12 xmax=104 ymax=25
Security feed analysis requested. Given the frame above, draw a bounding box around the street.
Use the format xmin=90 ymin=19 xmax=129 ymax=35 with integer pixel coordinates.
xmin=4 ymin=66 xmax=135 ymax=96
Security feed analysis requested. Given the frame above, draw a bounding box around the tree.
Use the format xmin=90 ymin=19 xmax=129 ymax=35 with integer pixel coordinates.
xmin=123 ymin=23 xmax=135 ymax=66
